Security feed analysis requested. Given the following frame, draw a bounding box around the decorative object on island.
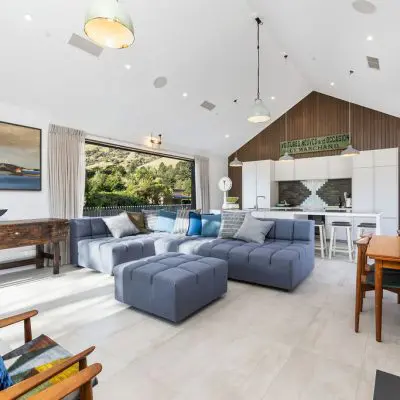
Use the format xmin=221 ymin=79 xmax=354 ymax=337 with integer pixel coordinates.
xmin=0 ymin=219 xmax=69 ymax=274
xmin=0 ymin=122 xmax=41 ymax=191
xmin=229 ymin=153 xmax=243 ymax=167
xmin=279 ymin=54 xmax=294 ymax=162
xmin=218 ymin=176 xmax=236 ymax=209
xmin=84 ymin=0 xmax=134 ymax=49
xmin=248 ymin=17 xmax=271 ymax=124
xmin=341 ymin=70 xmax=360 ymax=157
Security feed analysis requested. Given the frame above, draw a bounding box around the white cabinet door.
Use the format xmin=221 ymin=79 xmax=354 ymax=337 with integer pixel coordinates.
xmin=381 ymin=218 xmax=399 ymax=236
xmin=242 ymin=162 xmax=257 ymax=209
xmin=328 ymin=156 xmax=352 ymax=179
xmin=353 ymin=150 xmax=374 ymax=169
xmin=294 ymin=157 xmax=328 ymax=180
xmin=373 ymin=148 xmax=398 ymax=167
xmin=352 ymin=168 xmax=374 ymax=212
xmin=274 ymin=161 xmax=294 ymax=181
xmin=374 ymin=166 xmax=398 ymax=218
xmin=256 ymin=161 xmax=270 ymax=209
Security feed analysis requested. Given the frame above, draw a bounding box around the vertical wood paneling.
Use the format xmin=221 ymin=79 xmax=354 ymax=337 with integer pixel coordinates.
xmin=228 ymin=91 xmax=400 ymax=200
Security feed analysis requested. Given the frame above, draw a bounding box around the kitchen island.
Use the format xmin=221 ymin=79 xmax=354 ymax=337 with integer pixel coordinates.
xmin=250 ymin=209 xmax=383 ymax=238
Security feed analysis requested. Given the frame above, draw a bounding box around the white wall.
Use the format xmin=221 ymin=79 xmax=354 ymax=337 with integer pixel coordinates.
xmin=0 ymin=102 xmax=50 ymax=261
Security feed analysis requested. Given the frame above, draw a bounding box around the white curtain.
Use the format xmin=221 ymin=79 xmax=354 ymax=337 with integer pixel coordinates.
xmin=48 ymin=124 xmax=86 ymax=263
xmin=194 ymin=155 xmax=210 ymax=213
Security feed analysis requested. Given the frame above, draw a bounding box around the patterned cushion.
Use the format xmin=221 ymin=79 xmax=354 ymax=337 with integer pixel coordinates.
xmin=218 ymin=211 xmax=247 ymax=239
xmin=0 ymin=355 xmax=12 ymax=390
xmin=173 ymin=209 xmax=190 ymax=234
xmin=201 ymin=214 xmax=221 ymax=237
xmin=142 ymin=210 xmax=159 ymax=231
xmin=126 ymin=212 xmax=148 ymax=233
xmin=102 ymin=212 xmax=139 ymax=238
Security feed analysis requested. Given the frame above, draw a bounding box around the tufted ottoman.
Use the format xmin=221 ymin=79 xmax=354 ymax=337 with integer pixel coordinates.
xmin=114 ymin=252 xmax=228 ymax=322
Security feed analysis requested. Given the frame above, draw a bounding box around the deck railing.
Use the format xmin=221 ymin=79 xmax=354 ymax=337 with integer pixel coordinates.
xmin=83 ymin=204 xmax=192 ymax=217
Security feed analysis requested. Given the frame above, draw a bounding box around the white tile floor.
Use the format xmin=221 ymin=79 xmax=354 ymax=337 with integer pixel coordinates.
xmin=2 ymin=257 xmax=400 ymax=399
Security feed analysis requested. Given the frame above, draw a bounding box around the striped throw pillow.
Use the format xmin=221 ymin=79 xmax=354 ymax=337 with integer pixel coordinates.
xmin=142 ymin=210 xmax=159 ymax=231
xmin=218 ymin=211 xmax=247 ymax=239
xmin=173 ymin=209 xmax=190 ymax=234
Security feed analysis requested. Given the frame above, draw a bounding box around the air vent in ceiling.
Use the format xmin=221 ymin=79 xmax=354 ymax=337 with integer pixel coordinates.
xmin=68 ymin=34 xmax=103 ymax=58
xmin=200 ymin=101 xmax=216 ymax=111
xmin=367 ymin=56 xmax=380 ymax=70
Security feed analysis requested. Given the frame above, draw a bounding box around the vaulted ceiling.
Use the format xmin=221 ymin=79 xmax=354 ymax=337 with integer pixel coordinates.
xmin=0 ymin=0 xmax=396 ymax=157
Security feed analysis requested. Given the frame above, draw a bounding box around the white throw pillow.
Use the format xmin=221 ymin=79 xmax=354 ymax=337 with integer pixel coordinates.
xmin=103 ymin=212 xmax=140 ymax=238
xmin=234 ymin=214 xmax=274 ymax=244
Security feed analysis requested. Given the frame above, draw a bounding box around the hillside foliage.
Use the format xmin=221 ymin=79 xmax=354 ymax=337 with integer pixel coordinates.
xmin=85 ymin=144 xmax=192 ymax=207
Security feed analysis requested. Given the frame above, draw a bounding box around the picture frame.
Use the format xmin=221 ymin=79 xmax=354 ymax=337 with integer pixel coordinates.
xmin=0 ymin=121 xmax=42 ymax=191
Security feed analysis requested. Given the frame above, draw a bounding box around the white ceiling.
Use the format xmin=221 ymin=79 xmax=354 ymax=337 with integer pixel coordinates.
xmin=0 ymin=0 xmax=396 ymax=157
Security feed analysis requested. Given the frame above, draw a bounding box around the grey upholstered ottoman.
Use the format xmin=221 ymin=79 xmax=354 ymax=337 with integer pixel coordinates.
xmin=114 ymin=253 xmax=228 ymax=322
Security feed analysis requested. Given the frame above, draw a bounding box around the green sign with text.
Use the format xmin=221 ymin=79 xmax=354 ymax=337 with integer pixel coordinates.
xmin=280 ymin=134 xmax=350 ymax=155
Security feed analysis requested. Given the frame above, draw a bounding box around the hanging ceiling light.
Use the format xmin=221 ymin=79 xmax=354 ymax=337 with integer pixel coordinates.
xmin=229 ymin=153 xmax=243 ymax=167
xmin=248 ymin=17 xmax=271 ymax=123
xmin=84 ymin=0 xmax=134 ymax=49
xmin=279 ymin=55 xmax=294 ymax=162
xmin=341 ymin=70 xmax=360 ymax=157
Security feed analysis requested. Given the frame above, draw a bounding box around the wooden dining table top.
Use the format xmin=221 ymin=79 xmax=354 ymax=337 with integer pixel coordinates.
xmin=366 ymin=235 xmax=400 ymax=262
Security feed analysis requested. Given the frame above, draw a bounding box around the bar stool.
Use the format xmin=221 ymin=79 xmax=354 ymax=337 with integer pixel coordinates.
xmin=357 ymin=222 xmax=376 ymax=239
xmin=329 ymin=221 xmax=354 ymax=261
xmin=315 ymin=222 xmax=327 ymax=258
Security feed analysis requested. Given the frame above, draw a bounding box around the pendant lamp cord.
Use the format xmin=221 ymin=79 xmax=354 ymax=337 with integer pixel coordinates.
xmin=255 ymin=18 xmax=263 ymax=100
xmin=348 ymin=69 xmax=354 ymax=144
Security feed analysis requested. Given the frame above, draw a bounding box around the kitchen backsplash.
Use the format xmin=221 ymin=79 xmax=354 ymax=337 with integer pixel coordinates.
xmin=279 ymin=179 xmax=352 ymax=208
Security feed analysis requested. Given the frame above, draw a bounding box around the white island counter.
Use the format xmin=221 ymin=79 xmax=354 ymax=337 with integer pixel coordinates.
xmin=250 ymin=209 xmax=383 ymax=237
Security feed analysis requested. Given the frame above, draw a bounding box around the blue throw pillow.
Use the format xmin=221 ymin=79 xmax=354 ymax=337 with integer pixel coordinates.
xmin=0 ymin=356 xmax=13 ymax=390
xmin=187 ymin=212 xmax=202 ymax=236
xmin=201 ymin=214 xmax=221 ymax=237
xmin=155 ymin=210 xmax=176 ymax=233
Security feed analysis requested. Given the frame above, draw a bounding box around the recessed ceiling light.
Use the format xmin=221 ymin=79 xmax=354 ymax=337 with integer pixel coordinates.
xmin=366 ymin=35 xmax=374 ymax=41
xmin=330 ymin=82 xmax=335 ymax=87
xmin=352 ymin=0 xmax=376 ymax=14
xmin=182 ymin=92 xmax=188 ymax=97
xmin=24 ymin=14 xmax=32 ymax=21
xmin=124 ymin=64 xmax=131 ymax=70
xmin=153 ymin=76 xmax=168 ymax=89
xmin=225 ymin=134 xmax=230 ymax=138
xmin=270 ymin=96 xmax=276 ymax=100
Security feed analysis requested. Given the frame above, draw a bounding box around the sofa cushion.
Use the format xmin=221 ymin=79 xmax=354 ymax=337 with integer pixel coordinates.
xmin=218 ymin=211 xmax=247 ymax=239
xmin=103 ymin=212 xmax=140 ymax=238
xmin=234 ymin=214 xmax=274 ymax=244
xmin=155 ymin=210 xmax=176 ymax=233
xmin=142 ymin=210 xmax=159 ymax=231
xmin=187 ymin=212 xmax=202 ymax=236
xmin=126 ymin=212 xmax=148 ymax=233
xmin=0 ymin=356 xmax=12 ymax=390
xmin=201 ymin=214 xmax=221 ymax=237
xmin=173 ymin=209 xmax=190 ymax=234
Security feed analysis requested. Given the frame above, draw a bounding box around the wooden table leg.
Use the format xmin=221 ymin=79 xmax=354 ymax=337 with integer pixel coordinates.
xmin=53 ymin=242 xmax=60 ymax=275
xmin=35 ymin=244 xmax=44 ymax=269
xmin=375 ymin=259 xmax=383 ymax=342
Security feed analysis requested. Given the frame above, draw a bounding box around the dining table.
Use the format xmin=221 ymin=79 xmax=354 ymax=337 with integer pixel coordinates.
xmin=366 ymin=235 xmax=400 ymax=342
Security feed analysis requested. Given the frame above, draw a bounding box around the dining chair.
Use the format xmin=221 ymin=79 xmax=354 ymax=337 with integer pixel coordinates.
xmin=355 ymin=235 xmax=400 ymax=333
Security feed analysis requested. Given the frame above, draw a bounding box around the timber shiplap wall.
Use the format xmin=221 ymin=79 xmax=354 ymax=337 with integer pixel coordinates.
xmin=228 ymin=91 xmax=400 ymax=199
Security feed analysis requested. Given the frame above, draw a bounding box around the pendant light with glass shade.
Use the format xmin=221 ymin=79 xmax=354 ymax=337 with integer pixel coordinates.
xmin=229 ymin=153 xmax=243 ymax=167
xmin=248 ymin=18 xmax=271 ymax=123
xmin=84 ymin=0 xmax=134 ymax=49
xmin=279 ymin=54 xmax=294 ymax=162
xmin=341 ymin=70 xmax=360 ymax=156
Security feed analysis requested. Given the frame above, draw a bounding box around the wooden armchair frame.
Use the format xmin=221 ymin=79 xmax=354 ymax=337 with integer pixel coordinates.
xmin=0 ymin=310 xmax=101 ymax=400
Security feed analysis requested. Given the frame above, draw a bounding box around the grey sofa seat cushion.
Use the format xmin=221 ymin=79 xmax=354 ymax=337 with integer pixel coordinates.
xmin=114 ymin=253 xmax=228 ymax=322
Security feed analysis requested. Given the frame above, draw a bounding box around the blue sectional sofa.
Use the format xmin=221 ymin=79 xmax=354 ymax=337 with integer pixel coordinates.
xmin=70 ymin=216 xmax=315 ymax=291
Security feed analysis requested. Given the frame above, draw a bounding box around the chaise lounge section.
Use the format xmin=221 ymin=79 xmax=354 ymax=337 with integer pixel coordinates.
xmin=70 ymin=216 xmax=314 ymax=291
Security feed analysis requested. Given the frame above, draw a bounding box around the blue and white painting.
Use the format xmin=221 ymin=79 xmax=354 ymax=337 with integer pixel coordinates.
xmin=0 ymin=122 xmax=41 ymax=191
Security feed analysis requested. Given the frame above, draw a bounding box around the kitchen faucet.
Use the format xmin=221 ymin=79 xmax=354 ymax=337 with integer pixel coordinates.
xmin=255 ymin=195 xmax=266 ymax=210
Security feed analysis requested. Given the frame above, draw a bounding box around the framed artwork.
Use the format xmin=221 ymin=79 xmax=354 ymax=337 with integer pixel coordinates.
xmin=0 ymin=121 xmax=42 ymax=191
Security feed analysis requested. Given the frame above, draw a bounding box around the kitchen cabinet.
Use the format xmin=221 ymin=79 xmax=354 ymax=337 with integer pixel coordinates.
xmin=242 ymin=160 xmax=277 ymax=209
xmin=373 ymin=148 xmax=398 ymax=167
xmin=381 ymin=218 xmax=399 ymax=236
xmin=274 ymin=161 xmax=294 ymax=181
xmin=352 ymin=168 xmax=374 ymax=212
xmin=294 ymin=157 xmax=328 ymax=180
xmin=328 ymin=155 xmax=352 ymax=179
xmin=352 ymin=150 xmax=374 ymax=169
xmin=374 ymin=166 xmax=398 ymax=218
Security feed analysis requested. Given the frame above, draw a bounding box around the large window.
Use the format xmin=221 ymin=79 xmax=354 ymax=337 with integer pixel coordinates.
xmin=84 ymin=141 xmax=195 ymax=209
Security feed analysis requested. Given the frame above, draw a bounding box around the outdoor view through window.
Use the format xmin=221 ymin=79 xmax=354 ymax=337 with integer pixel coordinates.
xmin=85 ymin=143 xmax=194 ymax=209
